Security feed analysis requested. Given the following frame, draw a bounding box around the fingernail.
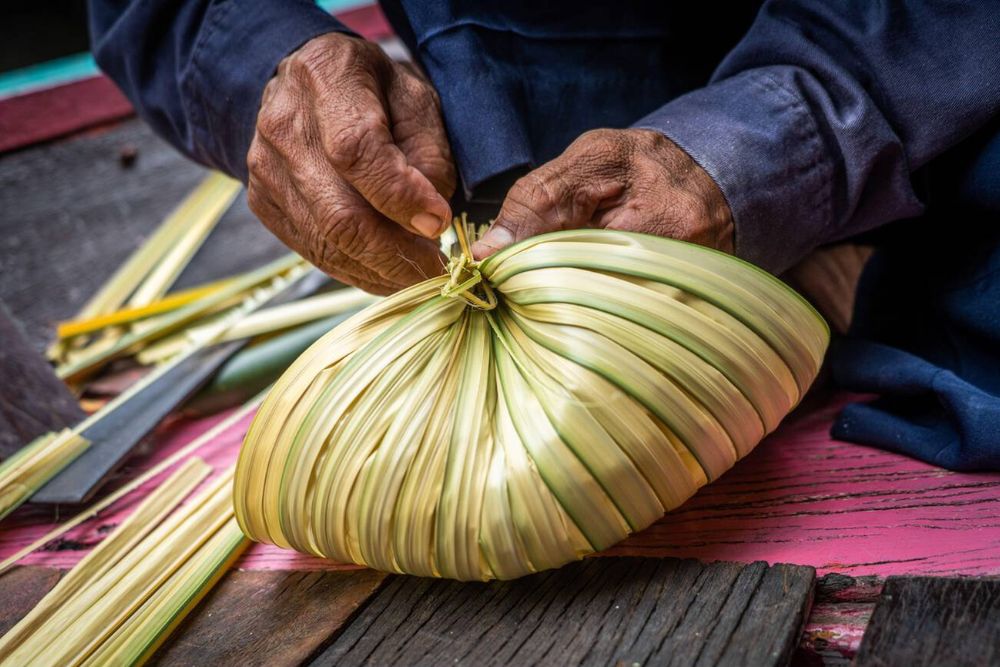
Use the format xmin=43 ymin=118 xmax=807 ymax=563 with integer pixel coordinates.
xmin=471 ymin=225 xmax=515 ymax=259
xmin=411 ymin=212 xmax=445 ymax=238
xmin=481 ymin=224 xmax=514 ymax=250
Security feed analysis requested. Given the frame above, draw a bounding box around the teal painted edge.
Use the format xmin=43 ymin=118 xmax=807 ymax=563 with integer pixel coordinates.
xmin=317 ymin=0 xmax=370 ymax=13
xmin=0 ymin=1 xmax=372 ymax=101
xmin=0 ymin=52 xmax=99 ymax=100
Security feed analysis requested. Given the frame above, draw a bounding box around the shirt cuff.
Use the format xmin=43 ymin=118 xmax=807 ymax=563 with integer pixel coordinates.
xmin=185 ymin=1 xmax=355 ymax=181
xmin=634 ymin=67 xmax=835 ymax=275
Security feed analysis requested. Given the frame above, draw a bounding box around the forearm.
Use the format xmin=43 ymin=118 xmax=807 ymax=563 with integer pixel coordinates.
xmin=636 ymin=0 xmax=1000 ymax=273
xmin=88 ymin=0 xmax=351 ymax=180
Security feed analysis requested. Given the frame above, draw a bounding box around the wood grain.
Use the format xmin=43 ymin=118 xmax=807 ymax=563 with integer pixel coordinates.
xmin=151 ymin=569 xmax=387 ymax=667
xmin=605 ymin=396 xmax=1000 ymax=578
xmin=314 ymin=557 xmax=815 ymax=667
xmin=854 ymin=576 xmax=1000 ymax=667
xmin=0 ymin=119 xmax=287 ymax=354
xmin=0 ymin=303 xmax=85 ymax=458
xmin=0 ymin=566 xmax=386 ymax=665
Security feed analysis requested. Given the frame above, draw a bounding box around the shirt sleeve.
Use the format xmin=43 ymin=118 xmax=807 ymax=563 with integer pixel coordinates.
xmin=634 ymin=1 xmax=1000 ymax=274
xmin=88 ymin=0 xmax=354 ymax=182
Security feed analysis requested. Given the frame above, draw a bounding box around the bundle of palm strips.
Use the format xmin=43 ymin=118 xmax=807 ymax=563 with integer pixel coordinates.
xmin=0 ymin=462 xmax=246 ymax=666
xmin=234 ymin=225 xmax=829 ymax=581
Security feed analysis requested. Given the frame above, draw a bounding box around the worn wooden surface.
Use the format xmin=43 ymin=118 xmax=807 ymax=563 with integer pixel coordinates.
xmin=151 ymin=569 xmax=387 ymax=666
xmin=854 ymin=576 xmax=1000 ymax=667
xmin=0 ymin=563 xmax=880 ymax=667
xmin=4 ymin=77 xmax=1000 ymax=667
xmin=0 ymin=76 xmax=133 ymax=154
xmin=0 ymin=565 xmax=386 ymax=665
xmin=0 ymin=119 xmax=286 ymax=354
xmin=606 ymin=399 xmax=1000 ymax=578
xmin=0 ymin=303 xmax=85 ymax=458
xmin=315 ymin=558 xmax=815 ymax=667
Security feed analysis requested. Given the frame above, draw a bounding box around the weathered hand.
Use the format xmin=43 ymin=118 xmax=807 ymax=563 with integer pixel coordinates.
xmin=472 ymin=129 xmax=733 ymax=259
xmin=247 ymin=33 xmax=456 ymax=294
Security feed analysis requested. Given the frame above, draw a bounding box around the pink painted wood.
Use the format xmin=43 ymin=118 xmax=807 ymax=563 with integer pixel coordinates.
xmin=2 ymin=393 xmax=999 ymax=577
xmin=606 ymin=395 xmax=1000 ymax=577
xmin=798 ymin=574 xmax=883 ymax=664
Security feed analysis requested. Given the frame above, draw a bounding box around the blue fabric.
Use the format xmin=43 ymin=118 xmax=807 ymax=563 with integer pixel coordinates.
xmin=637 ymin=1 xmax=1000 ymax=274
xmin=831 ymin=342 xmax=1000 ymax=471
xmin=380 ymin=2 xmax=757 ymax=199
xmin=831 ymin=126 xmax=1000 ymax=471
xmin=88 ymin=0 xmax=352 ymax=180
xmin=88 ymin=0 xmax=1000 ymax=470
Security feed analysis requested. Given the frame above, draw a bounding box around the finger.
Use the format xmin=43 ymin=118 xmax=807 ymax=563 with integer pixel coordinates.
xmin=472 ymin=146 xmax=625 ymax=259
xmin=292 ymin=130 xmax=447 ymax=289
xmin=251 ymin=134 xmax=445 ymax=292
xmin=250 ymin=186 xmax=389 ymax=294
xmin=249 ymin=139 xmax=383 ymax=290
xmin=314 ymin=80 xmax=452 ymax=239
xmin=386 ymin=67 xmax=457 ymax=201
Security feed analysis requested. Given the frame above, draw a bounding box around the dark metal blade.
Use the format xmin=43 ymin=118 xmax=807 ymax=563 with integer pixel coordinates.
xmin=31 ymin=269 xmax=330 ymax=505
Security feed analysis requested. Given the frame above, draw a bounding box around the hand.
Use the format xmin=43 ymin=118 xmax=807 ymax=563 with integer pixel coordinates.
xmin=247 ymin=33 xmax=456 ymax=294
xmin=472 ymin=129 xmax=733 ymax=259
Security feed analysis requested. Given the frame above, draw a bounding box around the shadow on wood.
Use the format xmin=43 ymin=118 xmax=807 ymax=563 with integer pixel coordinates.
xmin=314 ymin=557 xmax=815 ymax=667
xmin=0 ymin=303 xmax=84 ymax=459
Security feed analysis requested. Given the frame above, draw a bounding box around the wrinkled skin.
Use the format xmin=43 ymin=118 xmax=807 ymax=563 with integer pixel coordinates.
xmin=473 ymin=128 xmax=733 ymax=259
xmin=247 ymin=33 xmax=456 ymax=295
xmin=249 ymin=34 xmax=733 ymax=293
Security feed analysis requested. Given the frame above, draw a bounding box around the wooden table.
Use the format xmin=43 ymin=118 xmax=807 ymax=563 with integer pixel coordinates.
xmin=3 ymin=52 xmax=1000 ymax=667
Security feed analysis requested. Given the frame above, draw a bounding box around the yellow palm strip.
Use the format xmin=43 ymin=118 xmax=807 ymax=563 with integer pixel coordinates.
xmin=56 ymin=278 xmax=235 ymax=340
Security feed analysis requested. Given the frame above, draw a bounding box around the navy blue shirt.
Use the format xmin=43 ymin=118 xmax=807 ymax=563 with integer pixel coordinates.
xmin=89 ymin=0 xmax=1000 ymax=470
xmin=89 ymin=0 xmax=1000 ymax=274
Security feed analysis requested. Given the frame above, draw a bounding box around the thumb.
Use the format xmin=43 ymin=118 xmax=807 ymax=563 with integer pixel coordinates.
xmin=472 ymin=161 xmax=623 ymax=260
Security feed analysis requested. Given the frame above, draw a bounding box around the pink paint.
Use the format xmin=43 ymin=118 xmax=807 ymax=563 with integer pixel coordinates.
xmin=3 ymin=394 xmax=999 ymax=577
xmin=607 ymin=397 xmax=1000 ymax=577
xmin=801 ymin=600 xmax=876 ymax=660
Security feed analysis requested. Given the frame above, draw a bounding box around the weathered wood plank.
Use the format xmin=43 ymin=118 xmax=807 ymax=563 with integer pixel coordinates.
xmin=0 ymin=303 xmax=85 ymax=458
xmin=0 ymin=119 xmax=287 ymax=353
xmin=854 ymin=576 xmax=1000 ymax=667
xmin=0 ymin=566 xmax=386 ymax=665
xmin=151 ymin=569 xmax=387 ymax=667
xmin=314 ymin=558 xmax=815 ymax=667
